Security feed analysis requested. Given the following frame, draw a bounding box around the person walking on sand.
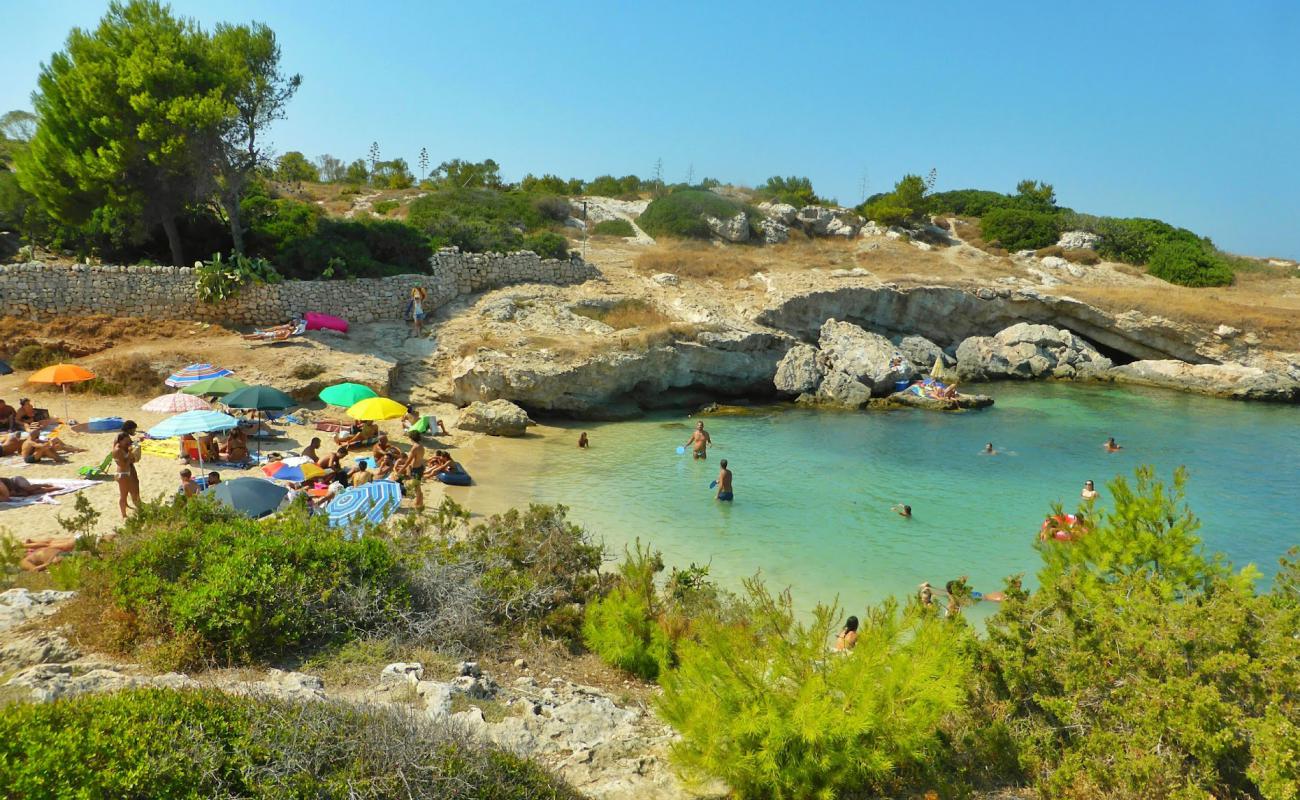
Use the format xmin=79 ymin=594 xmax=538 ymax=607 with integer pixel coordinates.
xmin=111 ymin=432 xmax=141 ymax=518
xmin=715 ymin=459 xmax=733 ymax=502
xmin=685 ymin=421 xmax=712 ymax=460
xmin=405 ymin=286 xmax=428 ymax=338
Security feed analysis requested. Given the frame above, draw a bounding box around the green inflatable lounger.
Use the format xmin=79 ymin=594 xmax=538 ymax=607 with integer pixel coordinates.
xmin=407 ymin=415 xmax=437 ymax=434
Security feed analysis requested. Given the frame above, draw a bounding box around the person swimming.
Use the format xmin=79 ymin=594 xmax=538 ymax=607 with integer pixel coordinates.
xmin=715 ymin=459 xmax=733 ymax=502
xmin=983 ymin=442 xmax=996 ymax=455
xmin=892 ymin=503 xmax=912 ymax=518
xmin=1081 ymin=479 xmax=1099 ymax=500
xmin=685 ymin=421 xmax=712 ymax=460
xmin=1104 ymin=436 xmax=1122 ymax=452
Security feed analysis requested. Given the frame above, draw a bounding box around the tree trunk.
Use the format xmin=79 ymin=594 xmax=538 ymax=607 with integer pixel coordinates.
xmin=223 ymin=192 xmax=245 ymax=256
xmin=161 ymin=216 xmax=185 ymax=267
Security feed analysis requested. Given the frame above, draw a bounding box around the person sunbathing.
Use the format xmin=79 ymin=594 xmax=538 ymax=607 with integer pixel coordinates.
xmin=0 ymin=398 xmax=15 ymax=431
xmin=0 ymin=476 xmax=60 ymax=501
xmin=242 ymin=320 xmax=305 ymax=341
xmin=221 ymin=428 xmax=250 ymax=462
xmin=21 ymin=436 xmax=70 ymax=464
xmin=1 ymin=432 xmax=22 ymax=456
xmin=15 ymin=398 xmax=37 ymax=426
xmin=335 ymin=421 xmax=377 ymax=447
xmin=19 ymin=536 xmax=78 ymax=572
xmin=301 ymin=437 xmax=322 ymax=461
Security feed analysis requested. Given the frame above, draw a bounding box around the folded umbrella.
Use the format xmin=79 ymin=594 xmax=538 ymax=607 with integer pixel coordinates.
xmin=166 ymin=363 xmax=233 ymax=388
xmin=203 ymin=477 xmax=288 ymax=519
xmin=319 ymin=382 xmax=378 ymax=407
xmin=142 ymin=392 xmax=211 ymax=413
xmin=327 ymin=480 xmax=402 ymax=532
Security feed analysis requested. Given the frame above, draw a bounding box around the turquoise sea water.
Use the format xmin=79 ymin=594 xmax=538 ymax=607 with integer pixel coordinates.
xmin=465 ymin=383 xmax=1299 ymax=622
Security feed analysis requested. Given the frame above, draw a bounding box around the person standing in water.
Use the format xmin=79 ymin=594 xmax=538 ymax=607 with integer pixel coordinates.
xmin=685 ymin=420 xmax=712 ymax=460
xmin=1081 ymin=480 xmax=1099 ymax=500
xmin=1104 ymin=436 xmax=1123 ymax=452
xmin=983 ymin=442 xmax=996 ymax=455
xmin=578 ymin=432 xmax=589 ymax=449
xmin=715 ymin=459 xmax=733 ymax=502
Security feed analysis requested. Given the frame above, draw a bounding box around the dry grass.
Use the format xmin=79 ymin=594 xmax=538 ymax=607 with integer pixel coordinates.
xmin=0 ymin=315 xmax=229 ymax=359
xmin=80 ymin=355 xmax=164 ymax=396
xmin=1036 ymin=245 xmax=1101 ymax=265
xmin=634 ymin=241 xmax=763 ymax=281
xmin=570 ymin=299 xmax=671 ymax=330
xmin=952 ymin=217 xmax=1008 ymax=257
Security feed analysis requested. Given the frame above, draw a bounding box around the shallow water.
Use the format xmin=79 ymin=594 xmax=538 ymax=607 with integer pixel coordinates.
xmin=460 ymin=383 xmax=1300 ymax=622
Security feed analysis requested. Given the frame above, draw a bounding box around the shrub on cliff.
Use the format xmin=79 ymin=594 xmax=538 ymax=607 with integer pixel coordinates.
xmin=522 ymin=231 xmax=569 ymax=260
xmin=1060 ymin=213 xmax=1209 ymax=265
xmin=0 ymin=688 xmax=581 ymax=800
xmin=64 ymin=498 xmax=410 ymax=669
xmin=583 ymin=542 xmax=673 ymax=680
xmin=637 ymin=190 xmax=755 ymax=240
xmin=979 ymin=207 xmax=1061 ymax=251
xmin=407 ymin=187 xmax=557 ymax=253
xmin=592 ymin=218 xmax=634 ymax=237
xmin=657 ymin=581 xmax=973 ymax=798
xmin=860 ymin=174 xmax=929 ymax=226
xmin=1146 ymin=240 xmax=1234 ymax=287
xmin=927 ymin=188 xmax=1015 ymax=217
xmin=755 ymin=175 xmax=820 ymax=207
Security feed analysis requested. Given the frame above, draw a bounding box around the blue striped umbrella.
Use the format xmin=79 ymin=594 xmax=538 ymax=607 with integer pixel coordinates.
xmin=166 ymin=363 xmax=234 ymax=388
xmin=147 ymin=410 xmax=240 ymax=439
xmin=326 ymin=480 xmax=402 ymax=533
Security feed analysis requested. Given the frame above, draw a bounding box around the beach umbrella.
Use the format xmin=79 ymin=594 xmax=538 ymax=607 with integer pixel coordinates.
xmin=319 ymin=382 xmax=378 ymax=407
xmin=142 ymin=392 xmax=211 ymax=413
xmin=346 ymin=396 xmax=407 ymax=421
xmin=326 ymin=480 xmax=402 ymax=532
xmin=203 ymin=477 xmax=287 ymax=519
xmin=262 ymin=460 xmax=326 ymax=483
xmin=181 ymin=376 xmax=248 ymax=397
xmin=28 ymin=363 xmax=97 ymax=422
xmin=165 ymin=363 xmax=234 ymax=388
xmin=221 ymin=385 xmax=297 ymax=460
xmin=0 ymin=360 xmax=12 ymax=376
xmin=146 ymin=409 xmax=239 ymax=439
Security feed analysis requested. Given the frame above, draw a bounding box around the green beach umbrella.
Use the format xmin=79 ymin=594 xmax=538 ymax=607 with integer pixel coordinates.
xmin=221 ymin=385 xmax=297 ymax=411
xmin=319 ymin=382 xmax=378 ymax=407
xmin=182 ymin=376 xmax=248 ymax=397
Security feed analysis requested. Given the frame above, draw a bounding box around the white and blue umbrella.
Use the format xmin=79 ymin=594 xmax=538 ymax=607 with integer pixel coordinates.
xmin=147 ymin=409 xmax=240 ymax=439
xmin=165 ymin=363 xmax=234 ymax=388
xmin=326 ymin=480 xmax=402 ymax=533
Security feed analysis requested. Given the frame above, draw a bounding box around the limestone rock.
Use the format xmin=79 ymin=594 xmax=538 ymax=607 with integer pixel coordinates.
xmin=895 ymin=335 xmax=952 ymax=371
xmin=818 ymin=319 xmax=917 ymax=395
xmin=0 ymin=631 xmax=80 ymax=671
xmin=456 ymin=399 xmax=531 ymax=436
xmin=773 ymin=344 xmax=825 ymax=395
xmin=860 ymin=221 xmax=885 ymax=236
xmin=231 ymin=669 xmax=326 ymax=701
xmin=814 ymin=370 xmax=872 ymax=408
xmin=884 ymin=391 xmax=995 ymax=411
xmin=1111 ymin=360 xmax=1300 ymax=401
xmin=650 ymin=273 xmax=678 ymax=287
xmin=4 ymin=664 xmax=197 ymax=702
xmin=760 ymin=217 xmax=790 ymax=244
xmin=956 ymin=323 xmax=1112 ymax=381
xmin=757 ymin=202 xmax=798 ymax=225
xmin=706 ymin=212 xmax=750 ymax=243
xmin=380 ymin=662 xmax=424 ymax=686
xmin=1057 ymin=230 xmax=1102 ymax=250
xmin=1215 ymin=324 xmax=1241 ymax=339
xmin=0 ymin=589 xmax=76 ymax=634
xmin=1040 ymin=255 xmax=1084 ymax=278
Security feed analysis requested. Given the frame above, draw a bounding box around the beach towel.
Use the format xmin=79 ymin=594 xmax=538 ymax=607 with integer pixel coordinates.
xmin=0 ymin=478 xmax=101 ymax=509
xmin=140 ymin=437 xmax=183 ymax=459
xmin=315 ymin=421 xmax=347 ymax=433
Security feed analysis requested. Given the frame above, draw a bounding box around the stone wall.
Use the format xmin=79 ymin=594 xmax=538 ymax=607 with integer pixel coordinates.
xmin=0 ymin=248 xmax=599 ymax=326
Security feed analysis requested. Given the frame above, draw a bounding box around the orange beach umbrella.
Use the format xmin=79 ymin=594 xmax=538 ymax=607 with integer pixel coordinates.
xmin=28 ymin=363 xmax=97 ymax=423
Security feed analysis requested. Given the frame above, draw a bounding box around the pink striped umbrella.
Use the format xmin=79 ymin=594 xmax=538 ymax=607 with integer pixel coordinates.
xmin=142 ymin=392 xmax=212 ymax=413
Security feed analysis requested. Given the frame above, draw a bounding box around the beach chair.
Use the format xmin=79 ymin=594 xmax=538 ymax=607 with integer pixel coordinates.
xmin=78 ymin=453 xmax=113 ymax=479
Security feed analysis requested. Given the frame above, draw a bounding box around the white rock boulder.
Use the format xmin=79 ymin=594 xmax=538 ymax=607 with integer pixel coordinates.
xmin=818 ymin=319 xmax=917 ymax=395
xmin=706 ymin=212 xmax=750 ymax=243
xmin=1056 ymin=230 xmax=1102 ymax=250
xmin=457 ymin=399 xmax=532 ymax=437
xmin=955 ymin=323 xmax=1112 ymax=381
xmin=773 ymin=344 xmax=825 ymax=395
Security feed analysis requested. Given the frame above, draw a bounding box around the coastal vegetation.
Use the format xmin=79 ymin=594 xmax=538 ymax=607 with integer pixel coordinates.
xmin=0 ymin=688 xmax=581 ymax=799
xmin=591 ymin=218 xmax=635 ymax=237
xmin=636 ymin=189 xmax=761 ymax=240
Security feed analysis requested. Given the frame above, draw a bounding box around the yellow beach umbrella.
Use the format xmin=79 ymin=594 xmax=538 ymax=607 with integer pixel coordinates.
xmin=345 ymin=396 xmax=407 ymax=421
xmin=28 ymin=363 xmax=97 ymax=422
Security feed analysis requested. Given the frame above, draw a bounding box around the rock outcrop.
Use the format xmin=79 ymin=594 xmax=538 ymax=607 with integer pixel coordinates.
xmin=811 ymin=370 xmax=873 ymax=408
xmin=1110 ymin=360 xmax=1300 ymax=401
xmin=818 ymin=319 xmax=917 ymax=395
xmin=773 ymin=344 xmax=825 ymax=395
xmin=706 ymin=212 xmax=750 ymax=243
xmin=0 ymin=630 xmax=80 ymax=671
xmin=1056 ymin=230 xmax=1102 ymax=250
xmin=894 ymin=335 xmax=951 ymax=371
xmin=0 ymin=589 xmax=75 ymax=634
xmin=5 ymin=664 xmax=197 ymax=702
xmin=456 ymin=399 xmax=532 ymax=436
xmin=955 ymin=323 xmax=1112 ymax=381
xmin=759 ymin=217 xmax=790 ymax=244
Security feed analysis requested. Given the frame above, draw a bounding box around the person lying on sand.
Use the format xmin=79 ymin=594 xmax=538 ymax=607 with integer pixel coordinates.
xmin=241 ymin=320 xmax=304 ymax=341
xmin=0 ymin=476 xmax=59 ymax=501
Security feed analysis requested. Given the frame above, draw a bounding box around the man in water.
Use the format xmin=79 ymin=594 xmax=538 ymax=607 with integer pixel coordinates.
xmin=1081 ymin=480 xmax=1099 ymax=500
xmin=578 ymin=432 xmax=589 ymax=449
xmin=715 ymin=459 xmax=733 ymax=502
xmin=983 ymin=442 xmax=997 ymax=455
xmin=1104 ymin=436 xmax=1122 ymax=452
xmin=685 ymin=421 xmax=712 ymax=460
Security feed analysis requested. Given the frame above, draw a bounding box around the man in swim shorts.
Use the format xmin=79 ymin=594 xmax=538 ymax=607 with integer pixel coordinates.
xmin=715 ymin=459 xmax=733 ymax=502
xmin=685 ymin=421 xmax=712 ymax=460
xmin=398 ymin=431 xmax=426 ymax=510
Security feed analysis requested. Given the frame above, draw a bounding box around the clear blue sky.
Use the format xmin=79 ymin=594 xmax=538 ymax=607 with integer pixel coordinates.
xmin=4 ymin=0 xmax=1298 ymax=258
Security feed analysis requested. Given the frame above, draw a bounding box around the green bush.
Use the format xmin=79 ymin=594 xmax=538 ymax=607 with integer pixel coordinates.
xmin=531 ymin=194 xmax=572 ymax=222
xmin=658 ymin=580 xmax=972 ymax=798
xmin=592 ymin=219 xmax=634 ymax=237
xmin=859 ymin=174 xmax=929 ymax=226
xmin=584 ymin=174 xmax=645 ymax=198
xmin=195 ymin=252 xmax=282 ymax=303
xmin=522 ymin=231 xmax=569 ymax=260
xmin=755 ymin=175 xmax=819 ymax=206
xmin=980 ymin=467 xmax=1299 ymax=798
xmin=861 ymin=201 xmax=912 ymax=227
xmin=979 ymin=207 xmax=1061 ymax=251
xmin=67 ymin=499 xmax=410 ymax=669
xmin=0 ymin=688 xmax=581 ymax=799
xmin=637 ymin=189 xmax=755 ymax=240
xmin=1063 ymin=214 xmax=1208 ymax=264
xmin=1146 ymin=240 xmax=1234 ymax=287
xmin=371 ymin=199 xmax=399 ymax=215
xmin=274 ymin=218 xmax=431 ymax=279
xmin=583 ymin=542 xmax=673 ymax=680
xmin=407 ymin=187 xmax=556 ymax=253
xmin=926 ymin=188 xmax=1015 ymax=217
xmin=10 ymin=343 xmax=70 ymax=370
xmin=434 ymin=504 xmax=604 ymax=645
